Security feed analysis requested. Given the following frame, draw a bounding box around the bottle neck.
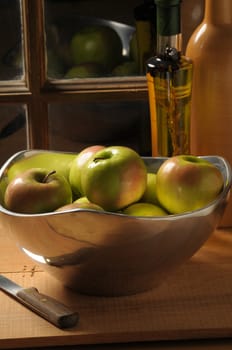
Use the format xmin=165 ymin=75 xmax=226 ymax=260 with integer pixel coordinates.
xmin=204 ymin=0 xmax=232 ymax=25
xmin=157 ymin=33 xmax=182 ymax=54
xmin=155 ymin=1 xmax=182 ymax=54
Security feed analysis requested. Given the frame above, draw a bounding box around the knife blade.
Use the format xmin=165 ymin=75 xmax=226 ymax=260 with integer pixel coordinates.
xmin=0 ymin=274 xmax=79 ymax=329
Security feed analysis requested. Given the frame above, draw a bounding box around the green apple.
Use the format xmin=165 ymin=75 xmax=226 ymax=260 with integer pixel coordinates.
xmin=7 ymin=151 xmax=77 ymax=183
xmin=81 ymin=146 xmax=147 ymax=211
xmin=156 ymin=155 xmax=224 ymax=214
xmin=70 ymin=25 xmax=123 ymax=72
xmin=111 ymin=61 xmax=138 ymax=76
xmin=0 ymin=176 xmax=7 ymax=207
xmin=74 ymin=196 xmax=90 ymax=204
xmin=56 ymin=201 xmax=104 ymax=212
xmin=64 ymin=63 xmax=104 ymax=79
xmin=140 ymin=172 xmax=160 ymax=205
xmin=4 ymin=168 xmax=72 ymax=214
xmin=123 ymin=202 xmax=168 ymax=217
xmin=69 ymin=145 xmax=105 ymax=196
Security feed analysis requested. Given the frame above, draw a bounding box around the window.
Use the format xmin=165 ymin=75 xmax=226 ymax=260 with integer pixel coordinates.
xmin=0 ymin=0 xmax=203 ymax=165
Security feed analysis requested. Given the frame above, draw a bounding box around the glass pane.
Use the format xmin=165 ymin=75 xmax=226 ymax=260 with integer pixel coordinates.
xmin=0 ymin=105 xmax=28 ymax=165
xmin=43 ymin=0 xmax=204 ymax=80
xmin=44 ymin=0 xmax=146 ymax=79
xmin=0 ymin=0 xmax=24 ymax=80
xmin=48 ymin=100 xmax=151 ymax=156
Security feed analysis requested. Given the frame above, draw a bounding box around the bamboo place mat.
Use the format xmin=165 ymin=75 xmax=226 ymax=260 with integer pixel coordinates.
xmin=1 ymin=225 xmax=232 ymax=349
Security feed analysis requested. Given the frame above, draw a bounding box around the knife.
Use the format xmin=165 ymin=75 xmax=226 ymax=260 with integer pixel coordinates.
xmin=0 ymin=274 xmax=79 ymax=329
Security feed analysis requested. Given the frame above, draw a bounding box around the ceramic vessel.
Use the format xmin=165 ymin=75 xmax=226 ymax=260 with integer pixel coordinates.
xmin=186 ymin=0 xmax=232 ymax=226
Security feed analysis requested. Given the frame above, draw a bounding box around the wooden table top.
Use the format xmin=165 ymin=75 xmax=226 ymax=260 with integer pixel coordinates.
xmin=1 ymin=222 xmax=232 ymax=350
xmin=10 ymin=339 xmax=232 ymax=350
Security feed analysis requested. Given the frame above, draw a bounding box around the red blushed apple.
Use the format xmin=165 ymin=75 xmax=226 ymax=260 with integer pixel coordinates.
xmin=81 ymin=146 xmax=147 ymax=211
xmin=156 ymin=155 xmax=224 ymax=214
xmin=69 ymin=145 xmax=105 ymax=196
xmin=4 ymin=168 xmax=72 ymax=214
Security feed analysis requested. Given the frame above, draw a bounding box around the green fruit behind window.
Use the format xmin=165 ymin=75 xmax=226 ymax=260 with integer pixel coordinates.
xmin=70 ymin=25 xmax=123 ymax=73
xmin=112 ymin=61 xmax=138 ymax=76
xmin=65 ymin=63 xmax=104 ymax=78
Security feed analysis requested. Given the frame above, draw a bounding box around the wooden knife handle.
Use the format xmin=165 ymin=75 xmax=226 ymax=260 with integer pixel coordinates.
xmin=16 ymin=287 xmax=79 ymax=328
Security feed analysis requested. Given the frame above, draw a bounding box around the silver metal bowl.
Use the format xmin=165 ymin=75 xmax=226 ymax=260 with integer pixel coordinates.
xmin=0 ymin=150 xmax=231 ymax=296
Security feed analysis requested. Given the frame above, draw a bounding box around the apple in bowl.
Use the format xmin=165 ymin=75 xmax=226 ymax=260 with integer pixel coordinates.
xmin=156 ymin=155 xmax=224 ymax=214
xmin=4 ymin=168 xmax=72 ymax=214
xmin=123 ymin=202 xmax=168 ymax=217
xmin=80 ymin=146 xmax=147 ymax=211
xmin=69 ymin=145 xmax=105 ymax=197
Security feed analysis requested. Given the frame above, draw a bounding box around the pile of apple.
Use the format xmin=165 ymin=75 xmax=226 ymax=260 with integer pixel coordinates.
xmin=2 ymin=145 xmax=224 ymax=217
xmin=64 ymin=25 xmax=138 ymax=79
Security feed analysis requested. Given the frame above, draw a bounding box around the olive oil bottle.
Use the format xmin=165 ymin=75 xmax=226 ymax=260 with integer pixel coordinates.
xmin=146 ymin=0 xmax=193 ymax=157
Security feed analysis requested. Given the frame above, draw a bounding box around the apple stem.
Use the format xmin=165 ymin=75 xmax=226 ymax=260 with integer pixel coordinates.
xmin=43 ymin=170 xmax=56 ymax=183
xmin=93 ymin=157 xmax=105 ymax=163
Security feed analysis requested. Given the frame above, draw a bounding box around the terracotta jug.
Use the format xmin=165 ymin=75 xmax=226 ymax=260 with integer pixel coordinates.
xmin=186 ymin=0 xmax=232 ymax=227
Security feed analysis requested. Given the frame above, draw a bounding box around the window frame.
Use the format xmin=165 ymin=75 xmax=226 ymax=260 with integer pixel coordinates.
xmin=0 ymin=0 xmax=148 ymax=150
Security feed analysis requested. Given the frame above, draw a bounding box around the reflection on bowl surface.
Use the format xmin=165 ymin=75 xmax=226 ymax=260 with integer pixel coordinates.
xmin=0 ymin=150 xmax=231 ymax=296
